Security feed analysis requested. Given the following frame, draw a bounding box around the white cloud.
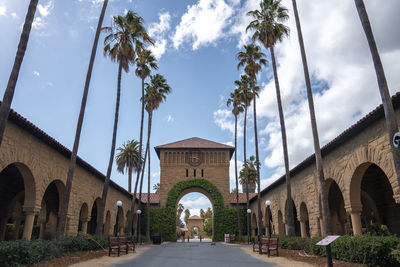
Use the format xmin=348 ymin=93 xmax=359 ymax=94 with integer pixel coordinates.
xmin=166 ymin=114 xmax=174 ymax=123
xmin=229 ymin=158 xmax=243 ymax=192
xmin=0 ymin=4 xmax=6 ymax=16
xmin=148 ymin=12 xmax=171 ymax=60
xmin=38 ymin=1 xmax=53 ymax=17
xmin=33 ymin=71 xmax=40 ymax=77
xmin=172 ymin=0 xmax=237 ymax=50
xmin=47 ymin=82 xmax=53 ymax=86
xmin=11 ymin=12 xmax=18 ymax=20
xmin=152 ymin=171 xmax=160 ymax=178
xmin=213 ymin=108 xmax=243 ymax=138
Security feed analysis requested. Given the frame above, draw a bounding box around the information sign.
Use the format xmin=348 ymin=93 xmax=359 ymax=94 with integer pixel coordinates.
xmin=316 ymin=235 xmax=340 ymax=246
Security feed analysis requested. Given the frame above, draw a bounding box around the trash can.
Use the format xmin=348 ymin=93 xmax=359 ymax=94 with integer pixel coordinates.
xmin=152 ymin=233 xmax=161 ymax=245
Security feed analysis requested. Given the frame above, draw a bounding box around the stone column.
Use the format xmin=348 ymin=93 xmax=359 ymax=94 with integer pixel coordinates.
xmin=300 ymin=220 xmax=307 ymax=238
xmin=22 ymin=211 xmax=36 ymax=240
xmin=319 ymin=217 xmax=324 ymax=236
xmin=81 ymin=220 xmax=88 ymax=234
xmin=350 ymin=212 xmax=362 ymax=235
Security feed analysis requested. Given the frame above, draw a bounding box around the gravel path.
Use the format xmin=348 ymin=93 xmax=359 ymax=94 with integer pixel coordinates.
xmin=109 ymin=242 xmax=279 ymax=267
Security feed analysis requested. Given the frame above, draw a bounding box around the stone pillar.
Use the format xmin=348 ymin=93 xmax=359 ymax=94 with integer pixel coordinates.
xmin=22 ymin=212 xmax=36 ymax=240
xmin=81 ymin=220 xmax=88 ymax=234
xmin=350 ymin=212 xmax=362 ymax=236
xmin=319 ymin=217 xmax=324 ymax=236
xmin=39 ymin=222 xmax=46 ymax=240
xmin=300 ymin=220 xmax=307 ymax=238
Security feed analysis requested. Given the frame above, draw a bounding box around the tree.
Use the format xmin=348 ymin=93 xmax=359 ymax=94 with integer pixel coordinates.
xmin=153 ymin=182 xmax=160 ymax=192
xmin=184 ymin=209 xmax=191 ymax=225
xmin=200 ymin=209 xmax=205 ymax=218
xmin=354 ymin=0 xmax=400 ymax=202
xmin=231 ymin=188 xmax=238 ymax=194
xmin=246 ymin=0 xmax=296 ymax=236
xmin=177 ymin=203 xmax=184 ymax=227
xmin=202 ymin=207 xmax=213 ymax=236
xmin=237 ymin=43 xmax=266 ymax=239
xmin=134 ymin=47 xmax=157 ymax=229
xmin=290 ymin=0 xmax=331 ymax=234
xmin=57 ymin=0 xmax=109 ymax=238
xmin=0 ymin=0 xmax=38 ymax=149
xmin=227 ymin=87 xmax=245 ymax=236
xmin=143 ymin=73 xmax=171 ymax=240
xmin=235 ymin=74 xmax=253 ymax=242
xmin=239 ymin=156 xmax=258 ymax=191
xmin=96 ymin=11 xmax=139 ymax=235
xmin=116 ymin=140 xmax=141 ymax=192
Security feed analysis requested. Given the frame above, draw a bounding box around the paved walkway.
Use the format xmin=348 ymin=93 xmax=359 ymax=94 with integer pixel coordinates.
xmin=109 ymin=242 xmax=279 ymax=267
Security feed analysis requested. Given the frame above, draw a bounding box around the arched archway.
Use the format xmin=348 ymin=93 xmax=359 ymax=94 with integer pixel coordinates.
xmin=164 ymin=179 xmax=225 ymax=241
xmin=88 ymin=198 xmax=102 ymax=235
xmin=299 ymin=202 xmax=310 ymax=237
xmin=78 ymin=203 xmax=89 ymax=234
xmin=0 ymin=163 xmax=36 ymax=241
xmin=350 ymin=163 xmax=400 ymax=235
xmin=327 ymin=179 xmax=349 ymax=235
xmin=251 ymin=213 xmax=257 ymax=236
xmin=104 ymin=211 xmax=111 ymax=235
xmin=264 ymin=206 xmax=273 ymax=237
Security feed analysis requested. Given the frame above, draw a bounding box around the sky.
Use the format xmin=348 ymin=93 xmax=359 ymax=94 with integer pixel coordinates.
xmin=1 ymin=0 xmax=400 ymax=218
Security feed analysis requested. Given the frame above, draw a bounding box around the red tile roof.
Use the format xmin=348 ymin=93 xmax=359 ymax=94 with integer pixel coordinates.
xmin=230 ymin=193 xmax=257 ymax=204
xmin=135 ymin=193 xmax=160 ymax=204
xmin=250 ymin=91 xmax=400 ymax=203
xmin=154 ymin=137 xmax=235 ymax=158
xmin=188 ymin=215 xmax=203 ymax=220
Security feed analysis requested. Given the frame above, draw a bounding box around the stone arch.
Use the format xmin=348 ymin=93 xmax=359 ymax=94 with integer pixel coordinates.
xmin=284 ymin=199 xmax=301 ymax=236
xmin=104 ymin=211 xmax=111 ymax=235
xmin=78 ymin=203 xmax=89 ymax=234
xmin=115 ymin=206 xmax=124 ymax=236
xmin=40 ymin=179 xmax=65 ymax=239
xmin=88 ymin=197 xmax=102 ymax=235
xmin=165 ymin=179 xmax=224 ymax=241
xmin=349 ymin=163 xmax=400 ymax=235
xmin=299 ymin=202 xmax=310 ymax=237
xmin=327 ymin=178 xmax=349 ymax=235
xmin=251 ymin=213 xmax=257 ymax=236
xmin=264 ymin=205 xmax=273 ymax=237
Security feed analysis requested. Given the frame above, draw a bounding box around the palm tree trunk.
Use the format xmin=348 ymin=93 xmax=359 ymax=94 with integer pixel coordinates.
xmin=127 ymin=159 xmax=140 ymax=236
xmin=0 ymin=0 xmax=38 ymax=148
xmin=128 ymin=166 xmax=132 ymax=193
xmin=136 ymin=141 xmax=148 ymax=239
xmin=270 ymin=47 xmax=295 ymax=236
xmin=234 ymin=114 xmax=242 ymax=236
xmin=355 ymin=0 xmax=400 ymax=184
xmin=244 ymin=105 xmax=250 ymax=242
xmin=146 ymin=111 xmax=153 ymax=241
xmin=127 ymin=77 xmax=146 ymax=235
xmin=291 ymin=0 xmax=331 ymax=235
xmin=57 ymin=1 xmax=109 ymax=238
xmin=96 ymin=60 xmax=123 ymax=235
xmin=251 ymin=85 xmax=263 ymax=240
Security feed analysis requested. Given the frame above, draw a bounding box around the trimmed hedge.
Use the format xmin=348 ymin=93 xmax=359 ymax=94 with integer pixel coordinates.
xmin=0 ymin=236 xmax=108 ymax=267
xmin=276 ymin=235 xmax=400 ymax=267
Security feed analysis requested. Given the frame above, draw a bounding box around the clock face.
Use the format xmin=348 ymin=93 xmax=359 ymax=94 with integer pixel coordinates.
xmin=188 ymin=150 xmax=202 ymax=167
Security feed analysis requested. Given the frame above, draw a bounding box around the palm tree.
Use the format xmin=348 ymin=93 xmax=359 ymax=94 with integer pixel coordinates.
xmin=134 ymin=47 xmax=157 ymax=233
xmin=116 ymin=140 xmax=141 ymax=192
xmin=246 ymin=0 xmax=296 ymax=236
xmin=235 ymin=74 xmax=252 ymax=241
xmin=239 ymin=156 xmax=258 ymax=191
xmin=126 ymin=19 xmax=154 ymax=238
xmin=0 ymin=0 xmax=38 ymax=148
xmin=237 ymin=44 xmax=266 ymax=240
xmin=290 ymin=0 xmax=331 ymax=234
xmin=57 ymin=0 xmax=109 ymax=238
xmin=95 ymin=11 xmax=139 ymax=235
xmin=354 ymin=0 xmax=400 ymax=192
xmin=227 ymin=88 xmax=244 ymax=236
xmin=143 ymin=74 xmax=171 ymax=240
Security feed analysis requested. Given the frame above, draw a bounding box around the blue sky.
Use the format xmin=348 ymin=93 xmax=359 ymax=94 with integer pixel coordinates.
xmin=1 ymin=0 xmax=400 ymax=217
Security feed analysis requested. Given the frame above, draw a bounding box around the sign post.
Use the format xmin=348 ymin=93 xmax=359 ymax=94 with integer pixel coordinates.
xmin=316 ymin=235 xmax=340 ymax=267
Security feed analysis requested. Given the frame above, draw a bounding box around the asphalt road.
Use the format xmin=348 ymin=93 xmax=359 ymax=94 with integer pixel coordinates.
xmin=110 ymin=242 xmax=279 ymax=267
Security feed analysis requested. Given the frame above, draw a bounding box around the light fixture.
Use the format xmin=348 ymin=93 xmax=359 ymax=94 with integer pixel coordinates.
xmin=247 ymin=208 xmax=251 ymax=214
xmin=137 ymin=209 xmax=142 ymax=215
xmin=116 ymin=200 xmax=122 ymax=207
xmin=265 ymin=200 xmax=271 ymax=206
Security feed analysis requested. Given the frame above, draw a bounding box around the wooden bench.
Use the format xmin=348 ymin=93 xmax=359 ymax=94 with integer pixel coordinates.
xmin=119 ymin=236 xmax=135 ymax=253
xmin=259 ymin=238 xmax=269 ymax=254
xmin=229 ymin=234 xmax=235 ymax=243
xmin=108 ymin=236 xmax=129 ymax=256
xmin=267 ymin=237 xmax=279 ymax=257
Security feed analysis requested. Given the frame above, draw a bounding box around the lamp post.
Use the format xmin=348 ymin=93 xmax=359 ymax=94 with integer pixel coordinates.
xmin=265 ymin=200 xmax=271 ymax=238
xmin=247 ymin=208 xmax=251 ymax=244
xmin=116 ymin=200 xmax=122 ymax=236
xmin=137 ymin=209 xmax=142 ymax=243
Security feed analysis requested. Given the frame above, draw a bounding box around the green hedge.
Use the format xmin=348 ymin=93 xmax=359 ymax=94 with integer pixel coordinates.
xmin=276 ymin=235 xmax=400 ymax=267
xmin=0 ymin=236 xmax=108 ymax=267
xmin=145 ymin=179 xmax=250 ymax=242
